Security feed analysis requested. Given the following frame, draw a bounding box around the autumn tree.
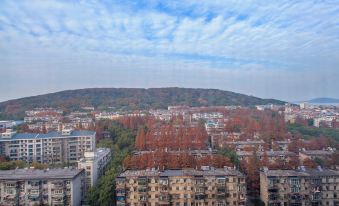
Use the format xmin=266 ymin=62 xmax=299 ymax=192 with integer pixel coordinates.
xmin=135 ymin=127 xmax=146 ymax=150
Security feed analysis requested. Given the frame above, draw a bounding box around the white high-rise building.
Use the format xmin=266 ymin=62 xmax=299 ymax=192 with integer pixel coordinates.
xmin=78 ymin=147 xmax=111 ymax=189
xmin=0 ymin=129 xmax=96 ymax=164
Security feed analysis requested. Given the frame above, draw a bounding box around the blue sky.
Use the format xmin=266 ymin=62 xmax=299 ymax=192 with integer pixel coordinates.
xmin=0 ymin=0 xmax=338 ymax=102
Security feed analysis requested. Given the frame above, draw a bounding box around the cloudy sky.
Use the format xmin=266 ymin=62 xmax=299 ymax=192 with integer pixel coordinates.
xmin=0 ymin=0 xmax=338 ymax=102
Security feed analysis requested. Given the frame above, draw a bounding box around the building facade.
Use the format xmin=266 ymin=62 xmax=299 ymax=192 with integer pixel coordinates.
xmin=0 ymin=129 xmax=96 ymax=164
xmin=0 ymin=168 xmax=85 ymax=206
xmin=116 ymin=167 xmax=247 ymax=206
xmin=260 ymin=167 xmax=339 ymax=206
xmin=78 ymin=147 xmax=111 ymax=189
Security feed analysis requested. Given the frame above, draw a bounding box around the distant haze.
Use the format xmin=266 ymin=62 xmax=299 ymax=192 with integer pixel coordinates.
xmin=1 ymin=1 xmax=339 ymax=102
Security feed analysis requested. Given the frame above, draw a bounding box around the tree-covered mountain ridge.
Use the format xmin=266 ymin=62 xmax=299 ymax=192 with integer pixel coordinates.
xmin=0 ymin=87 xmax=285 ymax=117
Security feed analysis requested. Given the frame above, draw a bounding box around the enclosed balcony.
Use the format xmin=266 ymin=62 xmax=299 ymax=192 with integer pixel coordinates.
xmin=137 ymin=178 xmax=147 ymax=186
xmin=195 ymin=194 xmax=207 ymax=200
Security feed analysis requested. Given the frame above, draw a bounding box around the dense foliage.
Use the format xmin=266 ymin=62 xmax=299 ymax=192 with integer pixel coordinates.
xmin=0 ymin=87 xmax=285 ymax=118
xmin=287 ymin=123 xmax=339 ymax=142
xmin=0 ymin=159 xmax=48 ymax=170
xmin=86 ymin=122 xmax=136 ymax=206
xmin=218 ymin=147 xmax=240 ymax=168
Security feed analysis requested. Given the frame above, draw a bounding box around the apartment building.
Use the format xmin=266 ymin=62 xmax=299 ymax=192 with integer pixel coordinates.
xmin=0 ymin=168 xmax=85 ymax=206
xmin=0 ymin=129 xmax=96 ymax=164
xmin=299 ymin=149 xmax=335 ymax=162
xmin=260 ymin=167 xmax=339 ymax=206
xmin=237 ymin=151 xmax=296 ymax=164
xmin=78 ymin=147 xmax=111 ymax=189
xmin=116 ymin=167 xmax=247 ymax=206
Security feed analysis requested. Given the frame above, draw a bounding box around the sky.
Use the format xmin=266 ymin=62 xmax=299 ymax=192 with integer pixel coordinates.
xmin=0 ymin=0 xmax=339 ymax=102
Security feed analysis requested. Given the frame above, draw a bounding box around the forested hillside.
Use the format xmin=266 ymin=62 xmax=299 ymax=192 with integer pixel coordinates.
xmin=0 ymin=87 xmax=284 ymax=119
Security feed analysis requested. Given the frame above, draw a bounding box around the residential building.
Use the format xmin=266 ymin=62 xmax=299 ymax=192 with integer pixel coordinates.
xmin=0 ymin=121 xmax=16 ymax=131
xmin=237 ymin=151 xmax=296 ymax=164
xmin=0 ymin=129 xmax=96 ymax=164
xmin=260 ymin=167 xmax=339 ymax=206
xmin=299 ymin=149 xmax=335 ymax=162
xmin=116 ymin=167 xmax=247 ymax=206
xmin=78 ymin=148 xmax=111 ymax=189
xmin=0 ymin=168 xmax=85 ymax=206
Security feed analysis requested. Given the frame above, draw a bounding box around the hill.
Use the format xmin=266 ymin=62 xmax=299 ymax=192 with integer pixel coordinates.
xmin=307 ymin=97 xmax=339 ymax=104
xmin=0 ymin=87 xmax=285 ymax=118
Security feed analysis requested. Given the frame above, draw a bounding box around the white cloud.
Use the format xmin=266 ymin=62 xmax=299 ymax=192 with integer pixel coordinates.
xmin=0 ymin=0 xmax=338 ymax=101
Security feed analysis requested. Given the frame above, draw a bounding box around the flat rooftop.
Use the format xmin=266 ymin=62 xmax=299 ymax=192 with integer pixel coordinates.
xmin=0 ymin=130 xmax=95 ymax=141
xmin=0 ymin=168 xmax=84 ymax=180
xmin=262 ymin=168 xmax=339 ymax=177
xmin=118 ymin=168 xmax=244 ymax=178
xmin=300 ymin=150 xmax=333 ymax=155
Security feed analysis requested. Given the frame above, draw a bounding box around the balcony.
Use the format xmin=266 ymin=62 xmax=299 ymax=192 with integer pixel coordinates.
xmin=138 ymin=196 xmax=148 ymax=203
xmin=51 ymin=182 xmax=65 ymax=189
xmin=138 ymin=178 xmax=147 ymax=186
xmin=159 ymin=193 xmax=169 ymax=202
xmin=159 ymin=178 xmax=168 ymax=184
xmin=216 ymin=193 xmax=226 ymax=199
xmin=160 ymin=187 xmax=168 ymax=193
xmin=268 ymin=188 xmax=279 ymax=193
xmin=51 ymin=192 xmax=66 ymax=198
xmin=28 ymin=194 xmax=41 ymax=201
xmin=268 ymin=184 xmax=279 ymax=189
xmin=289 ymin=194 xmax=303 ymax=202
xmin=137 ymin=188 xmax=148 ymax=193
xmin=51 ymin=198 xmax=65 ymax=204
xmin=195 ymin=194 xmax=207 ymax=200
xmin=216 ymin=178 xmax=226 ymax=186
xmin=116 ymin=196 xmax=126 ymax=202
xmin=311 ymin=192 xmax=322 ymax=202
xmin=195 ymin=179 xmax=205 ymax=185
xmin=217 ymin=187 xmax=226 ymax=194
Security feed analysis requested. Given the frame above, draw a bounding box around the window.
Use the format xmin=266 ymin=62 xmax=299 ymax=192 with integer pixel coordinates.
xmin=290 ymin=178 xmax=300 ymax=185
xmin=291 ymin=186 xmax=300 ymax=193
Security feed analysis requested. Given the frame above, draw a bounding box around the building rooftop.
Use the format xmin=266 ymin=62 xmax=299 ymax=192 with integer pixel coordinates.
xmin=78 ymin=147 xmax=111 ymax=162
xmin=262 ymin=167 xmax=339 ymax=177
xmin=300 ymin=150 xmax=333 ymax=156
xmin=226 ymin=140 xmax=265 ymax=145
xmin=118 ymin=168 xmax=244 ymax=178
xmin=0 ymin=168 xmax=84 ymax=180
xmin=0 ymin=130 xmax=95 ymax=141
xmin=236 ymin=151 xmax=296 ymax=156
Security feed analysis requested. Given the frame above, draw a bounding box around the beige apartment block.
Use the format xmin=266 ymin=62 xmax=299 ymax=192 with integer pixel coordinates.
xmin=0 ymin=168 xmax=85 ymax=206
xmin=116 ymin=167 xmax=246 ymax=206
xmin=260 ymin=167 xmax=339 ymax=206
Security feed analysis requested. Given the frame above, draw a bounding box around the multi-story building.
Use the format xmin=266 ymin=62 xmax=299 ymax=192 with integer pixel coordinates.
xmin=299 ymin=149 xmax=335 ymax=162
xmin=78 ymin=147 xmax=111 ymax=189
xmin=237 ymin=151 xmax=297 ymax=164
xmin=0 ymin=129 xmax=95 ymax=164
xmin=0 ymin=121 xmax=16 ymax=131
xmin=260 ymin=167 xmax=339 ymax=206
xmin=0 ymin=168 xmax=85 ymax=206
xmin=116 ymin=167 xmax=247 ymax=206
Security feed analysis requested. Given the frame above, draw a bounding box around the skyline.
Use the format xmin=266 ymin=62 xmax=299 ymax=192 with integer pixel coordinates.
xmin=1 ymin=0 xmax=339 ymax=102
